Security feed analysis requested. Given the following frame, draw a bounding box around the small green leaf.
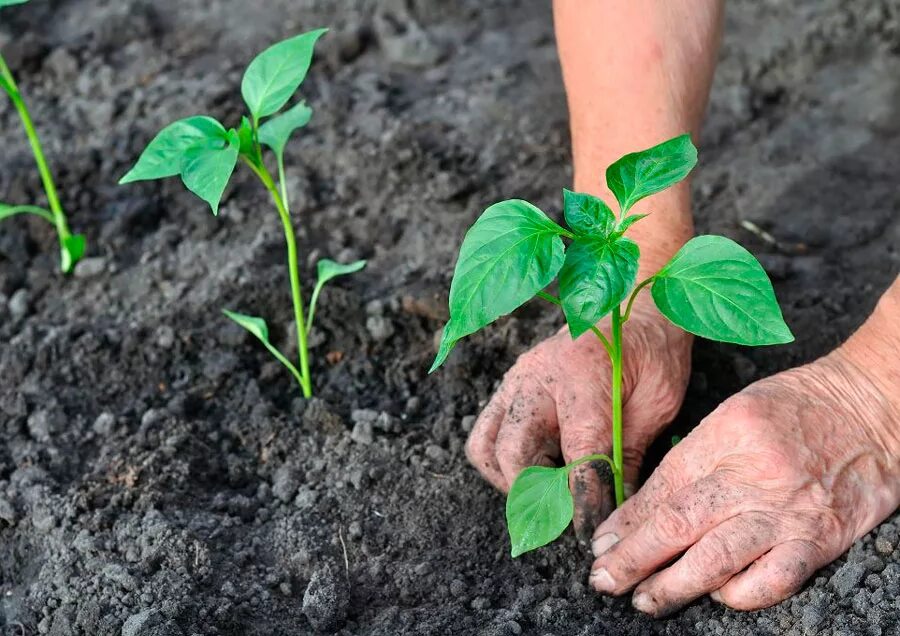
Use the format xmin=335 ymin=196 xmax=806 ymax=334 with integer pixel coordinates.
xmin=615 ymin=213 xmax=648 ymax=235
xmin=237 ymin=116 xmax=262 ymax=166
xmin=119 ymin=116 xmax=229 ymax=184
xmin=606 ymin=134 xmax=698 ymax=214
xmin=563 ymin=189 xmax=616 ymax=237
xmin=307 ymin=258 xmax=366 ymax=332
xmin=430 ymin=199 xmax=567 ymax=372
xmin=180 ymin=128 xmax=240 ymax=215
xmin=241 ymin=28 xmax=327 ymax=120
xmin=506 ymin=466 xmax=574 ymax=558
xmin=558 ymin=236 xmax=640 ymax=338
xmin=651 ymin=235 xmax=794 ymax=345
xmin=222 ymin=309 xmax=304 ymax=385
xmin=0 ymin=0 xmax=29 ymax=7
xmin=60 ymin=234 xmax=86 ymax=273
xmin=259 ymin=100 xmax=313 ymax=161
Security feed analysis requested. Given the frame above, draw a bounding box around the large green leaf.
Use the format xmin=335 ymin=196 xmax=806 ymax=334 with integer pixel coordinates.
xmin=120 ymin=116 xmax=239 ymax=215
xmin=606 ymin=134 xmax=698 ymax=214
xmin=506 ymin=466 xmax=574 ymax=558
xmin=241 ymin=29 xmax=327 ymax=121
xmin=558 ymin=236 xmax=640 ymax=338
xmin=180 ymin=128 xmax=240 ymax=215
xmin=563 ymin=189 xmax=616 ymax=237
xmin=429 ymin=199 xmax=567 ymax=372
xmin=0 ymin=0 xmax=29 ymax=7
xmin=306 ymin=258 xmax=366 ymax=331
xmin=259 ymin=100 xmax=313 ymax=161
xmin=651 ymin=235 xmax=794 ymax=345
xmin=222 ymin=309 xmax=304 ymax=385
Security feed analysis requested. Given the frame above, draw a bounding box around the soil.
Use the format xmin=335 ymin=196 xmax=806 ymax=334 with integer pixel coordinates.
xmin=1 ymin=0 xmax=899 ymax=635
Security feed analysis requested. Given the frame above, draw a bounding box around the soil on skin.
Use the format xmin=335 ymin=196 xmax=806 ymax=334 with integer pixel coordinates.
xmin=1 ymin=1 xmax=899 ymax=634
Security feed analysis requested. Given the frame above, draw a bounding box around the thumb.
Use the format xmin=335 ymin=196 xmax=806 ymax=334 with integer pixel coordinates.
xmin=558 ymin=392 xmax=615 ymax=543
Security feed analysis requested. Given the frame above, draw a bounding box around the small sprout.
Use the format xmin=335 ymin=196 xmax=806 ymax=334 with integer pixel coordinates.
xmin=430 ymin=134 xmax=793 ymax=557
xmin=121 ymin=29 xmax=365 ymax=397
xmin=0 ymin=0 xmax=85 ymax=273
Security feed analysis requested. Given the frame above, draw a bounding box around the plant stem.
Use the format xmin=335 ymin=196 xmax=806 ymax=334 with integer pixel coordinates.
xmin=622 ymin=277 xmax=654 ymax=323
xmin=565 ymin=452 xmax=620 ymax=477
xmin=243 ymin=158 xmax=313 ymax=398
xmin=610 ymin=306 xmax=625 ymax=506
xmin=0 ymin=53 xmax=73 ymax=262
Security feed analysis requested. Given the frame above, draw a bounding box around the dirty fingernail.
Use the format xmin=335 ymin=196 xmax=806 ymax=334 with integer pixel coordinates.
xmin=590 ymin=567 xmax=616 ymax=593
xmin=710 ymin=589 xmax=723 ymax=603
xmin=632 ymin=591 xmax=655 ymax=614
xmin=592 ymin=532 xmax=619 ymax=557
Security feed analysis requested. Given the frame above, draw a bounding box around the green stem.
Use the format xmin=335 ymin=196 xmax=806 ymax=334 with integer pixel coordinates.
xmin=0 ymin=53 xmax=72 ymax=256
xmin=0 ymin=204 xmax=56 ymax=224
xmin=610 ymin=306 xmax=625 ymax=506
xmin=564 ymin=452 xmax=620 ymax=477
xmin=243 ymin=157 xmax=313 ymax=398
xmin=622 ymin=277 xmax=654 ymax=323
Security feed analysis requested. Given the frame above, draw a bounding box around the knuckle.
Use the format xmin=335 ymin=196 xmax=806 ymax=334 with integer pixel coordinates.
xmin=692 ymin=536 xmax=737 ymax=579
xmin=464 ymin=432 xmax=491 ymax=464
xmin=653 ymin=504 xmax=694 ymax=543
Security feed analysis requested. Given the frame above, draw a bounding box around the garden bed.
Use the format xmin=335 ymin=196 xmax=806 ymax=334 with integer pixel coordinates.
xmin=1 ymin=1 xmax=899 ymax=634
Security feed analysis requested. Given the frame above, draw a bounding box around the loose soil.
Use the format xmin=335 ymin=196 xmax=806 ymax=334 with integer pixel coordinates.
xmin=1 ymin=1 xmax=899 ymax=635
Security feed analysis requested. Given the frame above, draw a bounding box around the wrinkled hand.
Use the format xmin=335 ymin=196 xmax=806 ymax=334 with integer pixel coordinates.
xmin=589 ymin=350 xmax=900 ymax=616
xmin=466 ymin=300 xmax=692 ymax=538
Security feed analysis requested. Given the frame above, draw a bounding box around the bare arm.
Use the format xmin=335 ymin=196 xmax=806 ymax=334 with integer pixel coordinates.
xmin=554 ymin=0 xmax=724 ymax=276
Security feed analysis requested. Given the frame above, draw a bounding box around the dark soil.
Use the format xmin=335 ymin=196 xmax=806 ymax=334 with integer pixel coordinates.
xmin=1 ymin=1 xmax=899 ymax=634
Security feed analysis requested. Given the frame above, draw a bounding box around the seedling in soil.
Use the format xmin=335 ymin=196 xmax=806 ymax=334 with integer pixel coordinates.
xmin=0 ymin=0 xmax=86 ymax=273
xmin=120 ymin=29 xmax=365 ymax=397
xmin=430 ymin=135 xmax=793 ymax=557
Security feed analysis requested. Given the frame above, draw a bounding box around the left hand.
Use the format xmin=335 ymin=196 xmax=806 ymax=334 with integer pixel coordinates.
xmin=588 ymin=348 xmax=900 ymax=616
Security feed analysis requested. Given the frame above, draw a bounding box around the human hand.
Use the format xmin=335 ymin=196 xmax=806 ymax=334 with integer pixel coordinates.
xmin=465 ymin=298 xmax=692 ymax=539
xmin=589 ymin=349 xmax=900 ymax=615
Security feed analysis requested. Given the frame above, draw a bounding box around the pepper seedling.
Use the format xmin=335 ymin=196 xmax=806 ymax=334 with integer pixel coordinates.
xmin=120 ymin=29 xmax=365 ymax=397
xmin=0 ymin=0 xmax=85 ymax=273
xmin=430 ymin=134 xmax=793 ymax=557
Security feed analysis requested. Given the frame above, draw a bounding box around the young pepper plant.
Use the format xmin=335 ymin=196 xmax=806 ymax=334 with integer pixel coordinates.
xmin=119 ymin=29 xmax=365 ymax=397
xmin=429 ymin=134 xmax=793 ymax=557
xmin=0 ymin=0 xmax=85 ymax=273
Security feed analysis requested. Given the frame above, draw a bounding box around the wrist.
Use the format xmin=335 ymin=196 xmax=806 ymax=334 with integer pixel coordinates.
xmin=832 ymin=279 xmax=900 ymax=456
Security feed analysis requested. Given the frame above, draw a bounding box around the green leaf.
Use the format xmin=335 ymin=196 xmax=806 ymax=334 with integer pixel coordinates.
xmin=563 ymin=189 xmax=616 ymax=237
xmin=222 ymin=309 xmax=304 ymax=385
xmin=259 ymin=100 xmax=312 ymax=162
xmin=119 ymin=116 xmax=239 ymax=215
xmin=558 ymin=236 xmax=640 ymax=338
xmin=0 ymin=0 xmax=29 ymax=7
xmin=506 ymin=466 xmax=574 ymax=558
xmin=180 ymin=128 xmax=240 ymax=215
xmin=241 ymin=28 xmax=327 ymax=121
xmin=306 ymin=258 xmax=366 ymax=331
xmin=430 ymin=199 xmax=567 ymax=372
xmin=236 ymin=116 xmax=262 ymax=166
xmin=606 ymin=134 xmax=698 ymax=214
xmin=60 ymin=234 xmax=86 ymax=273
xmin=429 ymin=320 xmax=459 ymax=372
xmin=651 ymin=235 xmax=794 ymax=345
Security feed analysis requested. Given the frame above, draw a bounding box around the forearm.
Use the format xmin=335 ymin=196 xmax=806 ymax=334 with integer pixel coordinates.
xmin=553 ymin=0 xmax=724 ymax=276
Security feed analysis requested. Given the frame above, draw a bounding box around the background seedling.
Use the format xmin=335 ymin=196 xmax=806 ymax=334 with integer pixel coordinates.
xmin=0 ymin=0 xmax=85 ymax=273
xmin=430 ymin=135 xmax=793 ymax=557
xmin=120 ymin=29 xmax=365 ymax=397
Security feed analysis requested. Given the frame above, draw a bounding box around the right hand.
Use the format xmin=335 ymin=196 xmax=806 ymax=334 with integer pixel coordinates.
xmin=465 ymin=297 xmax=693 ymax=539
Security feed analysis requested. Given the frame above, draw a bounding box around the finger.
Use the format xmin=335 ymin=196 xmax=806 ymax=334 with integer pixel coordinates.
xmin=630 ymin=513 xmax=778 ymax=617
xmin=591 ymin=443 xmax=693 ymax=554
xmin=710 ymin=540 xmax=826 ymax=611
xmin=557 ymin=388 xmax=614 ymax=542
xmin=465 ymin=390 xmax=510 ymax=491
xmin=494 ymin=389 xmax=559 ymax=488
xmin=590 ymin=473 xmax=738 ymax=595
